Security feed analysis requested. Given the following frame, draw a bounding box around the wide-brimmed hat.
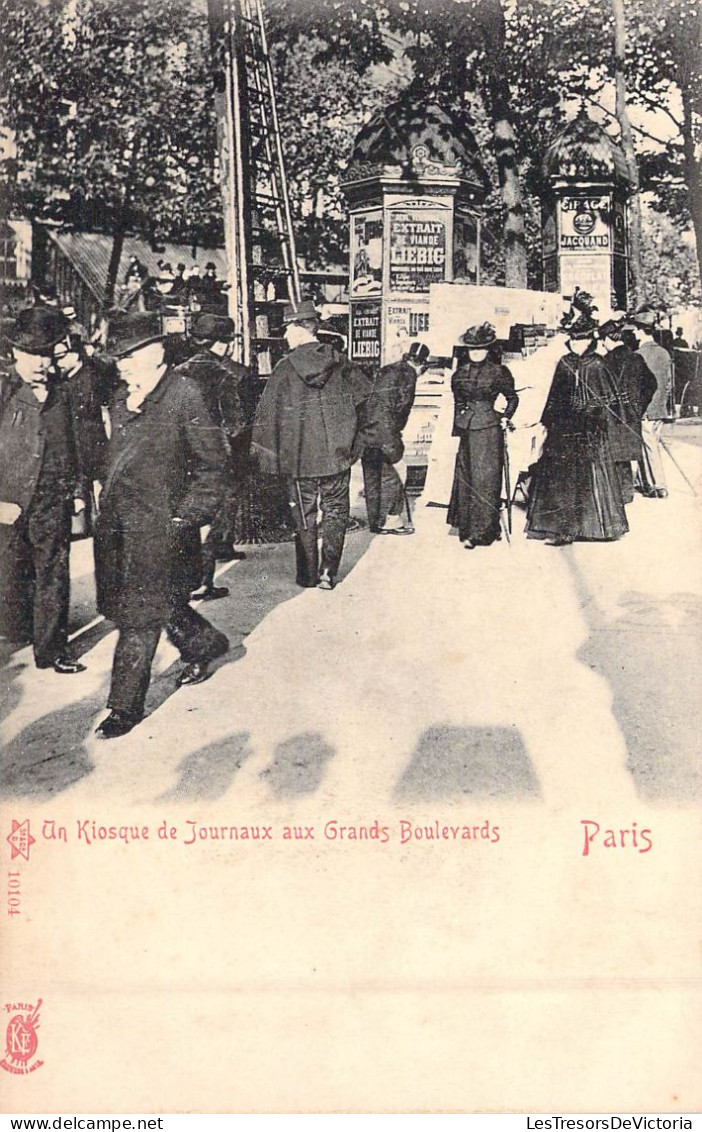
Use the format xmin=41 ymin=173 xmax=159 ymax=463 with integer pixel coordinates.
xmin=406 ymin=341 xmax=430 ymax=365
xmin=567 ymin=313 xmax=599 ymax=340
xmin=462 ymin=322 xmax=496 ymax=348
xmin=628 ymin=305 xmax=658 ymax=329
xmin=192 ymin=314 xmax=236 ymax=341
xmin=106 ymin=311 xmax=164 ymax=358
xmin=599 ymin=318 xmax=625 ymax=341
xmin=282 ymin=299 xmax=318 ymax=325
xmin=8 ymin=307 xmax=70 ymax=354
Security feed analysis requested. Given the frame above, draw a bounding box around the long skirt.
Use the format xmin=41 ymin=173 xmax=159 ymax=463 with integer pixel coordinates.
xmin=526 ymin=431 xmax=629 ymax=541
xmin=447 ymin=427 xmax=503 ymax=544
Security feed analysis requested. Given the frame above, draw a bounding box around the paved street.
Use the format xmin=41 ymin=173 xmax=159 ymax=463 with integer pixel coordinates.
xmin=1 ymin=417 xmax=700 ymax=810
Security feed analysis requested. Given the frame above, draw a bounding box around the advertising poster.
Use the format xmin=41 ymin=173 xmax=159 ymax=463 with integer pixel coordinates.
xmin=349 ymin=300 xmax=382 ymax=363
xmin=350 ymin=211 xmax=383 ymax=297
xmin=389 ymin=204 xmax=448 ymax=293
xmin=452 ymin=211 xmax=479 ymax=283
xmin=559 ymin=195 xmax=611 ymax=252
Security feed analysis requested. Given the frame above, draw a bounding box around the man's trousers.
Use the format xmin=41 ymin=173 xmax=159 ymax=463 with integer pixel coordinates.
xmin=107 ymin=599 xmax=229 ymax=720
xmin=640 ymin=419 xmax=667 ymax=492
xmin=287 ymin=470 xmax=351 ymax=587
xmin=361 ymin=449 xmax=405 ymax=531
xmin=0 ymin=491 xmax=71 ymax=667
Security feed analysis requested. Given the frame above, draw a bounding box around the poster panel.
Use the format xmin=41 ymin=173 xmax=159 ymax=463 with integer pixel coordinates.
xmin=350 ymin=210 xmax=383 ymax=297
xmin=389 ymin=206 xmax=448 ymax=293
xmin=559 ymin=194 xmax=611 ymax=252
xmin=349 ymin=300 xmax=381 ymax=363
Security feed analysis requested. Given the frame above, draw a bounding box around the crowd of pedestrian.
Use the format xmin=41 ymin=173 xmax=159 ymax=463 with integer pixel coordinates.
xmin=0 ymin=278 xmax=683 ymax=739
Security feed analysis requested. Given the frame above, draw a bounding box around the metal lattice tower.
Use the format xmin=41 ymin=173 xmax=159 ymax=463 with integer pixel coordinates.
xmin=207 ymin=0 xmax=301 ymax=373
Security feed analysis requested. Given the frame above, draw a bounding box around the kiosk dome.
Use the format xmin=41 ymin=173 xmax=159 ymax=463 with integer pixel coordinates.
xmin=542 ymin=108 xmax=633 ymax=190
xmin=345 ymin=98 xmax=489 ymax=198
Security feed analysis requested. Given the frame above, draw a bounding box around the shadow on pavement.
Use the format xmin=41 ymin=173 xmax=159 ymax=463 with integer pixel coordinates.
xmin=0 ymin=696 xmax=101 ymax=799
xmin=395 ymin=724 xmax=540 ymax=799
xmin=260 ymin=732 xmax=336 ymax=798
xmin=572 ymin=584 xmax=702 ymax=802
xmin=158 ymin=732 xmax=254 ymax=802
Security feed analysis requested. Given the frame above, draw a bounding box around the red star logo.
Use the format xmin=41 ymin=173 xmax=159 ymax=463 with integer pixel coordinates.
xmin=7 ymin=820 xmax=35 ymax=862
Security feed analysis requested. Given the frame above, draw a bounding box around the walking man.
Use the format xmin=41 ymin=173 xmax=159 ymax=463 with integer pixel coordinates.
xmin=176 ymin=313 xmax=256 ymax=599
xmin=629 ymin=308 xmax=673 ymax=498
xmin=599 ymin=318 xmax=657 ymax=504
xmin=94 ymin=311 xmax=230 ymax=739
xmin=252 ymin=299 xmax=372 ymax=590
xmin=361 ymin=342 xmax=429 ymax=534
xmin=0 ymin=307 xmax=86 ymax=672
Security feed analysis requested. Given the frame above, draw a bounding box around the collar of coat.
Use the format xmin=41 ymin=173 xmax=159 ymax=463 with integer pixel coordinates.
xmin=115 ymin=365 xmax=175 ymax=412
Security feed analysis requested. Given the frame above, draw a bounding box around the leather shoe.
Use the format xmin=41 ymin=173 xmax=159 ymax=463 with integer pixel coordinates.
xmin=191 ymin=585 xmax=229 ymax=601
xmin=317 ymin=570 xmax=335 ymax=590
xmin=38 ymin=656 xmax=87 ymax=674
xmin=96 ymin=710 xmax=140 ymax=739
xmin=176 ymin=661 xmax=211 ymax=686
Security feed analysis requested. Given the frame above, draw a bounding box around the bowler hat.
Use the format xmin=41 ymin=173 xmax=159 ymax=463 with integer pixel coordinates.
xmin=406 ymin=341 xmax=430 ymax=365
xmin=205 ymin=261 xmax=216 ymax=271
xmin=567 ymin=313 xmax=599 ymax=340
xmin=9 ymin=307 xmax=70 ymax=353
xmin=106 ymin=311 xmax=164 ymax=358
xmin=462 ymin=321 xmax=496 ymax=348
xmin=192 ymin=314 xmax=236 ymax=341
xmin=282 ymin=299 xmax=318 ymax=325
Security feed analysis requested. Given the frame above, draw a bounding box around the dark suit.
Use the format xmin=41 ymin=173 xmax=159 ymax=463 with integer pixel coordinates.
xmin=0 ymin=370 xmax=78 ymax=664
xmin=361 ymin=359 xmax=417 ymax=530
xmin=94 ymin=369 xmax=230 ymax=719
xmin=604 ymin=344 xmax=657 ymax=502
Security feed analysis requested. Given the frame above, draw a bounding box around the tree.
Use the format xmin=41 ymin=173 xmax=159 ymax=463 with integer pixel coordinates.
xmin=0 ymin=0 xmax=221 ymax=305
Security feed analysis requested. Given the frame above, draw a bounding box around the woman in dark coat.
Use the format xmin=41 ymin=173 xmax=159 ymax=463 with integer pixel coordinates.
xmin=526 ymin=313 xmax=629 ymax=546
xmin=447 ymin=322 xmax=518 ymax=548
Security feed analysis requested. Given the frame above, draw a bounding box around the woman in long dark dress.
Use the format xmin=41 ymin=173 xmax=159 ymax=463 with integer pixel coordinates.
xmin=526 ymin=313 xmax=629 ymax=546
xmin=447 ymin=322 xmax=519 ymax=548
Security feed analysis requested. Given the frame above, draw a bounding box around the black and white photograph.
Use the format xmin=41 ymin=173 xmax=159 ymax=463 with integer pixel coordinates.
xmin=0 ymin=0 xmax=700 ymax=1116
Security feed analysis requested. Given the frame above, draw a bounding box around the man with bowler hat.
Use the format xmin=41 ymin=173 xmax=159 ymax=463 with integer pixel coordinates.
xmin=93 ymin=310 xmax=230 ymax=738
xmin=251 ymin=298 xmax=372 ymax=590
xmin=0 ymin=306 xmax=86 ymax=672
xmin=361 ymin=341 xmax=429 ymax=534
xmin=176 ymin=313 xmax=256 ymax=599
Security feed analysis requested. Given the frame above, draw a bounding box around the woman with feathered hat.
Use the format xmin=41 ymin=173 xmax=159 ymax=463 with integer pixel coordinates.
xmin=525 ymin=307 xmax=629 ymax=546
xmin=447 ymin=322 xmax=519 ymax=549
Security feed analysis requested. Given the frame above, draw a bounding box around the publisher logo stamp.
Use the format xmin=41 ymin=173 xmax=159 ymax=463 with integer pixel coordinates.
xmin=7 ymin=820 xmax=35 ymax=862
xmin=1 ymin=999 xmax=43 ymax=1075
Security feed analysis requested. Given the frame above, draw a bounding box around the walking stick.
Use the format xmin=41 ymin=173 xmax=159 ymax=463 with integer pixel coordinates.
xmin=659 ymin=436 xmax=698 ymax=495
xmin=502 ymin=427 xmax=513 ymax=536
xmin=295 ymin=479 xmax=308 ymax=530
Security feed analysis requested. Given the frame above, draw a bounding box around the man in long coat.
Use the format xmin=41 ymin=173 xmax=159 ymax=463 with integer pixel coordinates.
xmin=0 ymin=307 xmax=86 ymax=672
xmin=93 ymin=311 xmax=230 ymax=739
xmin=251 ymin=299 xmax=372 ymax=590
xmin=361 ymin=341 xmax=429 ymax=534
xmin=175 ymin=313 xmax=257 ymax=599
xmin=600 ymin=318 xmax=657 ymax=503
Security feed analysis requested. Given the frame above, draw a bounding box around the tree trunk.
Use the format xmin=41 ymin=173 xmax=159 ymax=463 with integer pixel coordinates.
xmin=680 ymin=77 xmax=702 ymax=288
xmin=104 ymin=138 xmax=142 ymax=308
xmin=482 ymin=0 xmax=527 ymax=289
xmin=611 ymin=0 xmax=644 ymax=308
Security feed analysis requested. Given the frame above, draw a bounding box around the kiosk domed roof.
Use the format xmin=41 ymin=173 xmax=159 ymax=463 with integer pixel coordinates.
xmin=346 ymin=98 xmax=489 ymax=191
xmin=542 ymin=108 xmax=632 ymax=187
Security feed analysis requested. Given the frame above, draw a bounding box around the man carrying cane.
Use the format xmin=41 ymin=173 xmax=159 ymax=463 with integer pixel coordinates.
xmin=361 ymin=342 xmax=429 ymax=534
xmin=251 ymin=299 xmax=372 ymax=590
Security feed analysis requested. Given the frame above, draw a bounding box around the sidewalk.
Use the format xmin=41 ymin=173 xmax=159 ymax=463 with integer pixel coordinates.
xmin=0 ymin=431 xmax=700 ymax=808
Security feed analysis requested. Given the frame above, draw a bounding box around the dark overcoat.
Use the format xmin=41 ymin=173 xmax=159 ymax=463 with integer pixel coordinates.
xmin=94 ymin=369 xmax=228 ymax=628
xmin=0 ymin=370 xmax=78 ymax=509
xmin=603 ymin=345 xmax=658 ymax=462
xmin=251 ymin=341 xmax=371 ymax=479
xmin=361 ymin=359 xmax=418 ymax=463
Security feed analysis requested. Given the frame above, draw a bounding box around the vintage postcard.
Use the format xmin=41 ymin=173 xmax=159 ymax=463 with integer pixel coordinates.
xmin=1 ymin=0 xmax=700 ymax=1115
